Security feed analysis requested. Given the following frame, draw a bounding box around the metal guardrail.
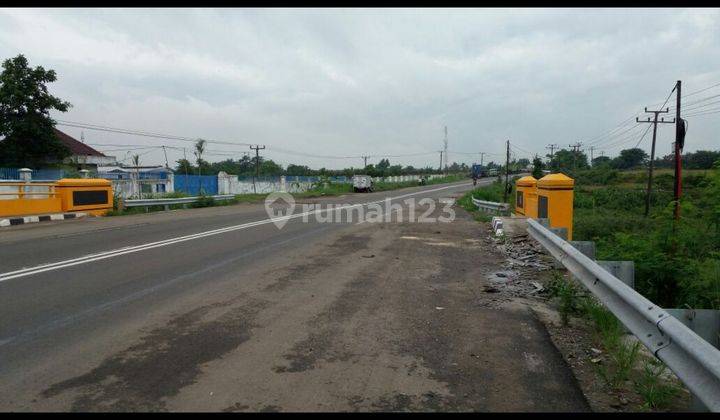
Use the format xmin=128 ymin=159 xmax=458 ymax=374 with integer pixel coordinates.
xmin=122 ymin=194 xmax=236 ymax=210
xmin=526 ymin=218 xmax=720 ymax=411
xmin=471 ymin=197 xmax=509 ymax=214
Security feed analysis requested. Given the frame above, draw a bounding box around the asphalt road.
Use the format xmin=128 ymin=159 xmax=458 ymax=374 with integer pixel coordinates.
xmin=0 ymin=179 xmax=588 ymax=412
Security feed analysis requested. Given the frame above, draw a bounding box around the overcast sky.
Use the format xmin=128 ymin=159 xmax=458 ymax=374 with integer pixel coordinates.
xmin=1 ymin=8 xmax=719 ymax=169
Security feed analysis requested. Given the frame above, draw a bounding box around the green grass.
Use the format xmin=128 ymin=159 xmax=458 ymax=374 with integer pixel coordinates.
xmin=570 ymin=165 xmax=720 ymax=310
xmin=633 ymin=359 xmax=682 ymax=410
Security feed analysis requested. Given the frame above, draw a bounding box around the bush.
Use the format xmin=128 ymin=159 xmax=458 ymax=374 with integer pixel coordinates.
xmin=191 ymin=195 xmax=216 ymax=208
xmin=574 ymin=167 xmax=620 ymax=186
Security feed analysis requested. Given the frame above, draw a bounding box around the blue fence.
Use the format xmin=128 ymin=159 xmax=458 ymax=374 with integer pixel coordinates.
xmin=0 ymin=167 xmax=20 ymax=180
xmin=33 ymin=169 xmax=66 ymax=181
xmin=175 ymin=174 xmax=218 ymax=195
xmin=0 ymin=167 xmax=65 ymax=181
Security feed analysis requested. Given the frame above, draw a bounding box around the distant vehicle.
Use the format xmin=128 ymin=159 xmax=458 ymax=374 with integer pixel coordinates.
xmin=417 ymin=176 xmax=427 ymax=185
xmin=471 ymin=164 xmax=487 ymax=179
xmin=488 ymin=168 xmax=499 ymax=177
xmin=352 ymin=175 xmax=374 ymax=193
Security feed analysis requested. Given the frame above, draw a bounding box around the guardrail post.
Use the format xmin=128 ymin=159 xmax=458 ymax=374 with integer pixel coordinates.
xmin=597 ymin=261 xmax=635 ymax=289
xmin=164 ymin=204 xmax=170 ymax=211
xmin=549 ymin=227 xmax=568 ymax=240
xmin=569 ymin=241 xmax=596 ymax=259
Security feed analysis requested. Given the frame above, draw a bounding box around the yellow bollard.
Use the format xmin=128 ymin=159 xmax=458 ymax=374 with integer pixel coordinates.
xmin=515 ymin=176 xmax=538 ymax=218
xmin=536 ymin=173 xmax=575 ymax=240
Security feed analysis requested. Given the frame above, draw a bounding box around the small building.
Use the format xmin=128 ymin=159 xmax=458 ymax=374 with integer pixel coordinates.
xmin=55 ymin=129 xmax=117 ymax=169
xmin=97 ymin=165 xmax=174 ymax=198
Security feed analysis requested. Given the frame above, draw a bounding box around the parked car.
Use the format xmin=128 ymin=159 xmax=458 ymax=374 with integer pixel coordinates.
xmin=352 ymin=175 xmax=374 ymax=192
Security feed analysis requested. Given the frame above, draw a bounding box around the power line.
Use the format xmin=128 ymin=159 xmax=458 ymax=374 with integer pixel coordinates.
xmin=56 ymin=119 xmax=252 ymax=147
xmin=684 ymin=107 xmax=720 ymax=117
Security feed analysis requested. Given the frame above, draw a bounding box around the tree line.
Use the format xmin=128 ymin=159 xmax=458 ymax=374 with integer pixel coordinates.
xmin=173 ymin=156 xmax=481 ymax=177
xmin=546 ymin=147 xmax=720 ymax=171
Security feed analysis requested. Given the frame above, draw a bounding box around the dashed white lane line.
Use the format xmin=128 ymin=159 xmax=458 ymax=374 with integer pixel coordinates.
xmin=0 ymin=183 xmax=472 ymax=282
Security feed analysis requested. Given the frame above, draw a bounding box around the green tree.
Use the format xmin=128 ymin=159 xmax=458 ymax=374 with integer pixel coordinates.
xmin=259 ymin=159 xmax=282 ymax=175
xmin=376 ymin=158 xmax=390 ymax=176
xmin=532 ymin=156 xmax=544 ymax=179
xmin=175 ymin=158 xmax=194 ymax=174
xmin=0 ymin=54 xmax=72 ymax=167
xmin=611 ymin=148 xmax=648 ymax=170
xmin=193 ymin=139 xmax=206 ymax=175
xmin=592 ymin=155 xmax=612 ymax=167
xmin=685 ymin=150 xmax=720 ymax=169
xmin=551 ymin=149 xmax=588 ymax=171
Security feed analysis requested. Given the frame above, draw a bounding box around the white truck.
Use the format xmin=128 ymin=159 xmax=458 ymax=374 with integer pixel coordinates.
xmin=352 ymin=175 xmax=374 ymax=193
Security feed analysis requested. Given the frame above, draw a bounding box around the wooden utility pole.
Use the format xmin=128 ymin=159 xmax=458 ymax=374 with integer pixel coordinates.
xmin=546 ymin=144 xmax=558 ymax=171
xmin=637 ymin=107 xmax=674 ymax=217
xmin=503 ymin=140 xmax=510 ymax=203
xmin=250 ymin=145 xmax=265 ymax=194
xmin=182 ymin=147 xmax=189 ymax=194
xmin=673 ymin=80 xmax=683 ymax=221
xmin=568 ymin=142 xmax=583 ymax=170
xmin=443 ymin=126 xmax=449 ymax=175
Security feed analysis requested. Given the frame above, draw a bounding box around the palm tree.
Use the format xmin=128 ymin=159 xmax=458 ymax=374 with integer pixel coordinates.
xmin=194 ymin=139 xmax=206 ymax=195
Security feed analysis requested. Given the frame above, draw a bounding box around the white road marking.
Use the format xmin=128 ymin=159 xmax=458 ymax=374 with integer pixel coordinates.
xmin=0 ymin=183 xmax=472 ymax=282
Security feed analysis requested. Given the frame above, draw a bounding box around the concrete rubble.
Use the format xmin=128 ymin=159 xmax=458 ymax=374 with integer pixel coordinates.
xmin=482 ymin=229 xmax=556 ymax=299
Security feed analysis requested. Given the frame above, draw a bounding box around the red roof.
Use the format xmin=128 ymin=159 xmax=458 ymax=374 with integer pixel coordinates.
xmin=54 ymin=128 xmax=106 ymax=157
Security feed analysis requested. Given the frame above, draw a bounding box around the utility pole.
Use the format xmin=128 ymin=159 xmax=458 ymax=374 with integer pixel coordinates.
xmin=637 ymin=107 xmax=674 ymax=217
xmin=162 ymin=145 xmax=169 ymax=169
xmin=479 ymin=152 xmax=486 ymax=167
xmin=589 ymin=146 xmax=595 ymax=167
xmin=568 ymin=142 xmax=583 ymax=170
xmin=546 ymin=144 xmax=558 ymax=171
xmin=362 ymin=155 xmax=369 ymax=168
xmin=250 ymin=145 xmax=265 ymax=194
xmin=673 ymin=80 xmax=683 ymax=222
xmin=503 ymin=140 xmax=510 ymax=203
xmin=439 ymin=151 xmax=443 ymax=174
xmin=443 ymin=126 xmax=449 ymax=175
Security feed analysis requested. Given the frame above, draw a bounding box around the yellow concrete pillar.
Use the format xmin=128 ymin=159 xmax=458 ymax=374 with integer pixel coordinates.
xmin=536 ymin=173 xmax=575 ymax=240
xmin=514 ymin=176 xmax=538 ymax=218
xmin=56 ymin=178 xmax=114 ymax=216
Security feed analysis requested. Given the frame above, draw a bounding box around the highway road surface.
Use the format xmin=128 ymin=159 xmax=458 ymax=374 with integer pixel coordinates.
xmin=0 ymin=179 xmax=589 ymax=412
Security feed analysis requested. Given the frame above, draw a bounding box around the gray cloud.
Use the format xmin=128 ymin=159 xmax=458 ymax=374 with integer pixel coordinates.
xmin=1 ymin=8 xmax=718 ymax=169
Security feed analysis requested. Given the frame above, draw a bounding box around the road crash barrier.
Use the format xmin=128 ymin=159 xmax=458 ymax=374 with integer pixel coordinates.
xmin=121 ymin=194 xmax=236 ymax=212
xmin=0 ymin=178 xmax=113 ymax=218
xmin=471 ymin=197 xmax=509 ymax=215
xmin=526 ymin=217 xmax=720 ymax=411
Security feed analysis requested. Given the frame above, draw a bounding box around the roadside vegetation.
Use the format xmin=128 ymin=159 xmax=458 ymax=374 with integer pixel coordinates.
xmin=462 ymin=164 xmax=720 ymax=310
xmin=459 ymin=162 xmax=720 ymax=410
xmin=546 ymin=272 xmax=684 ymax=410
xmin=457 ymin=175 xmax=520 ymax=222
xmin=570 ymin=165 xmax=720 ymax=310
